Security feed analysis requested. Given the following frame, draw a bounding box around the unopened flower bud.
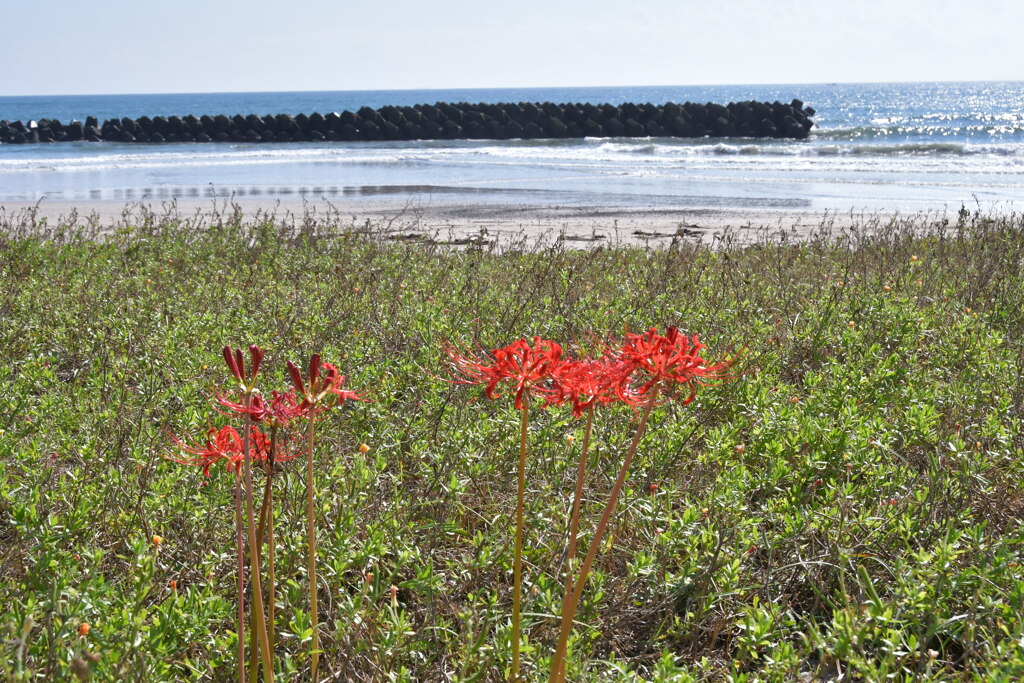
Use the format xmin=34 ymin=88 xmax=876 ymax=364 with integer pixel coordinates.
xmin=233 ymin=348 xmax=246 ymax=382
xmin=249 ymin=344 xmax=264 ymax=379
xmin=309 ymin=353 xmax=321 ymax=387
xmin=223 ymin=346 xmax=241 ymax=381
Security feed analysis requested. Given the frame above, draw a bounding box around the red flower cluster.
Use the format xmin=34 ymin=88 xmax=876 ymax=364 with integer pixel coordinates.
xmin=168 ymin=345 xmax=367 ymax=479
xmin=216 ymin=387 xmax=306 ymax=427
xmin=445 ymin=326 xmax=734 ymax=413
xmin=445 ymin=337 xmax=563 ymax=410
xmin=550 ymin=357 xmax=626 ymax=417
xmin=618 ymin=327 xmax=733 ymax=404
xmin=288 ymin=354 xmax=367 ymax=411
xmin=168 ymin=425 xmax=298 ymax=476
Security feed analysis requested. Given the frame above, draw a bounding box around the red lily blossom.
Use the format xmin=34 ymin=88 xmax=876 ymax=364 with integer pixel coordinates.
xmin=265 ymin=388 xmax=307 ymax=427
xmin=444 ymin=336 xmax=564 ymax=410
xmin=167 ymin=424 xmax=296 ymax=476
xmin=215 ymin=390 xmax=270 ymax=421
xmin=549 ymin=357 xmax=628 ymax=417
xmin=167 ymin=425 xmax=243 ymax=477
xmin=617 ymin=326 xmax=734 ymax=404
xmin=215 ymin=387 xmax=308 ymax=426
xmin=287 ymin=354 xmax=367 ymax=410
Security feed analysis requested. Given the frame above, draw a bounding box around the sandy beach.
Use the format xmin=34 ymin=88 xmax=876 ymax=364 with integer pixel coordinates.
xmin=0 ymin=197 xmax=952 ymax=249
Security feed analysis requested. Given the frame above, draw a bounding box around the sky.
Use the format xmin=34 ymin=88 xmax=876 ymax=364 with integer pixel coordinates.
xmin=2 ymin=0 xmax=1022 ymax=96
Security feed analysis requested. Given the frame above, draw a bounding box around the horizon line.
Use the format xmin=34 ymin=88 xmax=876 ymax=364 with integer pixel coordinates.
xmin=4 ymin=78 xmax=1022 ymax=99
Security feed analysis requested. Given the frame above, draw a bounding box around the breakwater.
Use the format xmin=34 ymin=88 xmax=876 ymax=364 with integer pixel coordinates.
xmin=0 ymin=99 xmax=814 ymax=144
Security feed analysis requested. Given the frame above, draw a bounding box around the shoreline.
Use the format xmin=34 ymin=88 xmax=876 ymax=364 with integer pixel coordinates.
xmin=0 ymin=198 xmax=970 ymax=248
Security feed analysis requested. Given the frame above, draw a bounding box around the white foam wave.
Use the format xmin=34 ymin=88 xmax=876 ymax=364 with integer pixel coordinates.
xmin=0 ymin=136 xmax=1022 ymax=178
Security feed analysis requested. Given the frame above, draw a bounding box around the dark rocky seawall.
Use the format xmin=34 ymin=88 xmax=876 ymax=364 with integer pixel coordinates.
xmin=0 ymin=99 xmax=814 ymax=144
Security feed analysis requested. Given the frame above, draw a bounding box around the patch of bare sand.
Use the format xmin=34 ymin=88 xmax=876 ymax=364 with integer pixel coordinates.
xmin=0 ymin=197 xmax=958 ymax=249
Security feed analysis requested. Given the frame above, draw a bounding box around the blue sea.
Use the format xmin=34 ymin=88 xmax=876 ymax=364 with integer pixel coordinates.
xmin=0 ymin=82 xmax=1022 ymax=213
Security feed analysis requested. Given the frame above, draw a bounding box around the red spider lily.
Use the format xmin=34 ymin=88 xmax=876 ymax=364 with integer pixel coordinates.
xmin=265 ymin=388 xmax=307 ymax=428
xmin=445 ymin=337 xmax=564 ymax=410
xmin=215 ymin=391 xmax=270 ymax=421
xmin=549 ymin=357 xmax=629 ymax=417
xmin=167 ymin=425 xmax=243 ymax=477
xmin=617 ymin=326 xmax=734 ymax=404
xmin=287 ymin=354 xmax=367 ymax=410
xmin=224 ymin=344 xmax=264 ymax=391
xmin=215 ymin=388 xmax=308 ymax=427
xmin=167 ymin=425 xmax=296 ymax=476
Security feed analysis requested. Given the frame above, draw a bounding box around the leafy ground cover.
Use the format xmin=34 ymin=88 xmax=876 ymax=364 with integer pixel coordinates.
xmin=2 ymin=209 xmax=1024 ymax=681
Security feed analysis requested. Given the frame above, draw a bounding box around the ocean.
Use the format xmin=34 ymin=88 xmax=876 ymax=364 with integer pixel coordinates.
xmin=1 ymin=82 xmax=1022 ymax=214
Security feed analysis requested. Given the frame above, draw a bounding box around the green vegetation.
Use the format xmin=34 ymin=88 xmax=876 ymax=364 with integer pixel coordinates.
xmin=2 ymin=208 xmax=1024 ymax=681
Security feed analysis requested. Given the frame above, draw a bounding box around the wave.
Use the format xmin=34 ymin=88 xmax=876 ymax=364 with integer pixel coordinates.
xmin=587 ymin=139 xmax=1024 ymax=159
xmin=1 ymin=136 xmax=1022 ymax=176
xmin=0 ymin=144 xmax=436 ymax=173
xmin=792 ymin=141 xmax=1022 ymax=157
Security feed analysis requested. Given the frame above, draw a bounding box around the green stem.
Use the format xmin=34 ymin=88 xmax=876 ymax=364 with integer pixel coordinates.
xmin=264 ymin=430 xmax=278 ymax=663
xmin=306 ymin=415 xmax=321 ymax=682
xmin=242 ymin=406 xmax=274 ymax=682
xmin=235 ymin=472 xmax=246 ymax=683
xmin=248 ymin=599 xmax=258 ymax=683
xmin=555 ymin=404 xmax=595 ymax=683
xmin=548 ymin=390 xmax=658 ymax=683
xmin=267 ymin=484 xmax=277 ymax=659
xmin=567 ymin=406 xmax=595 ymax=581
xmin=249 ymin=465 xmax=274 ymax=683
xmin=511 ymin=398 xmax=529 ymax=682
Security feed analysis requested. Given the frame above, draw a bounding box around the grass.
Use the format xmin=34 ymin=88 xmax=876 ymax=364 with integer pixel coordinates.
xmin=2 ymin=206 xmax=1024 ymax=681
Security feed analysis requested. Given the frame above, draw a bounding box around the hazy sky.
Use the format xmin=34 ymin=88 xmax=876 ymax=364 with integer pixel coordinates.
xmin=3 ymin=0 xmax=1021 ymax=95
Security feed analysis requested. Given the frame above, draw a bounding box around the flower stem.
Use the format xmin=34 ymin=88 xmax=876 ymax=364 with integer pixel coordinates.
xmin=567 ymin=405 xmax=595 ymax=582
xmin=548 ymin=390 xmax=658 ymax=683
xmin=266 ymin=486 xmax=277 ymax=658
xmin=266 ymin=432 xmax=278 ymax=661
xmin=555 ymin=404 xmax=595 ymax=683
xmin=250 ymin=462 xmax=275 ymax=681
xmin=306 ymin=414 xmax=321 ymax=682
xmin=242 ymin=407 xmax=274 ymax=682
xmin=249 ymin=603 xmax=258 ymax=683
xmin=235 ymin=472 xmax=246 ymax=683
xmin=511 ymin=397 xmax=529 ymax=682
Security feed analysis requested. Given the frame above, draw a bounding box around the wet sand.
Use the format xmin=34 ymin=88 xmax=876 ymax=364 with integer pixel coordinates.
xmin=0 ymin=197 xmax=957 ymax=248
